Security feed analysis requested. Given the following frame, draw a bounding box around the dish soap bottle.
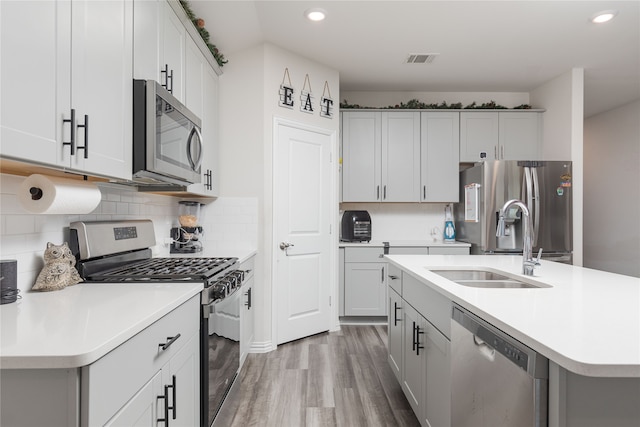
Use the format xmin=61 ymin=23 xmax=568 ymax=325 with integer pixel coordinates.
xmin=444 ymin=204 xmax=456 ymax=243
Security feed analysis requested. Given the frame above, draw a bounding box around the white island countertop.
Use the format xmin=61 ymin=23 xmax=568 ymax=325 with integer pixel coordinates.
xmin=385 ymin=254 xmax=640 ymax=378
xmin=0 ymin=282 xmax=203 ymax=369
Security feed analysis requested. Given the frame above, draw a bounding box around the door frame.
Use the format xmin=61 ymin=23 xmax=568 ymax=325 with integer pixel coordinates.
xmin=271 ymin=117 xmax=340 ymax=347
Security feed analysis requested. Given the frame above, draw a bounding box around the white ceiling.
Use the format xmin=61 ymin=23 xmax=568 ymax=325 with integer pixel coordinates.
xmin=189 ymin=0 xmax=640 ymax=117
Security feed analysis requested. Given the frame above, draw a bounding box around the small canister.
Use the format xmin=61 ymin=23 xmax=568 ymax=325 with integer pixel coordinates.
xmin=0 ymin=259 xmax=19 ymax=304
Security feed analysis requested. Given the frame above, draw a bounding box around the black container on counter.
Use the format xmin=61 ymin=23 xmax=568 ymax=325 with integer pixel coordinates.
xmin=1 ymin=259 xmax=19 ymax=304
xmin=341 ymin=210 xmax=372 ymax=242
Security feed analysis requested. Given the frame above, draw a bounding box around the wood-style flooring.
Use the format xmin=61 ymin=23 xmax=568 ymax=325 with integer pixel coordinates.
xmin=214 ymin=325 xmax=420 ymax=427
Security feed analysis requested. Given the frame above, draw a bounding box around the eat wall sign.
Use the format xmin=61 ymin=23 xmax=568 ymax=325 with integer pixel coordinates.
xmin=278 ymin=69 xmax=334 ymax=119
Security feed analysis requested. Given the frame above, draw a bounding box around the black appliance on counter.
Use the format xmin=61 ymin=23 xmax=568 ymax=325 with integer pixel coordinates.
xmin=69 ymin=219 xmax=244 ymax=427
xmin=340 ymin=210 xmax=372 ymax=242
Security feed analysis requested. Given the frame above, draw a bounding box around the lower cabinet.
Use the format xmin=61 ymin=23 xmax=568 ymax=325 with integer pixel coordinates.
xmin=344 ymin=261 xmax=387 ymax=315
xmin=388 ymin=269 xmax=452 ymax=427
xmin=240 ymin=255 xmax=256 ymax=368
xmin=0 ymin=295 xmax=200 ymax=427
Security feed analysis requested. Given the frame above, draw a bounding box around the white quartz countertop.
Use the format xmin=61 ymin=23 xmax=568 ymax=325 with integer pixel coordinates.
xmin=340 ymin=240 xmax=471 ymax=248
xmin=385 ymin=254 xmax=640 ymax=378
xmin=0 ymin=282 xmax=203 ymax=369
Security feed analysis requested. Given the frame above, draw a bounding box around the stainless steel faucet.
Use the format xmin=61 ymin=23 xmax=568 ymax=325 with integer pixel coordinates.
xmin=496 ymin=199 xmax=542 ymax=276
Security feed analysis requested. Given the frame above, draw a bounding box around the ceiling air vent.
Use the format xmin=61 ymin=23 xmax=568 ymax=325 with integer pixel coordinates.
xmin=405 ymin=53 xmax=438 ymax=64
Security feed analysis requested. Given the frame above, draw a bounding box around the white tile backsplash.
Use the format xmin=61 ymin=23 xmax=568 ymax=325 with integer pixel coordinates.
xmin=0 ymin=173 xmax=258 ymax=293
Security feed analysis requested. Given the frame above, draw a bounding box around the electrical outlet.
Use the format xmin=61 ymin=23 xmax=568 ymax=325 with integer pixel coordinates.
xmin=163 ymin=237 xmax=173 ymax=246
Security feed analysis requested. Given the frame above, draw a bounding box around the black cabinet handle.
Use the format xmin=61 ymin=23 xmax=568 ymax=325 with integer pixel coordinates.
xmin=384 ymin=185 xmax=387 ymax=200
xmin=161 ymin=64 xmax=169 ymax=90
xmin=159 ymin=333 xmax=181 ymax=351
xmin=388 ymin=275 xmax=399 ymax=280
xmin=168 ymin=69 xmax=174 ymax=93
xmin=157 ymin=385 xmax=170 ymax=426
xmin=376 ymin=185 xmax=380 ymax=200
xmin=415 ymin=324 xmax=425 ymax=356
xmin=169 ymin=375 xmax=177 ymax=419
xmin=63 ymin=109 xmax=76 ymax=155
xmin=412 ymin=321 xmax=416 ymax=351
xmin=423 ymin=185 xmax=426 ymax=200
xmin=381 ymin=266 xmax=385 ymax=283
xmin=393 ymin=302 xmax=401 ymax=326
xmin=245 ymin=287 xmax=252 ymax=309
xmin=76 ymin=114 xmax=88 ymax=159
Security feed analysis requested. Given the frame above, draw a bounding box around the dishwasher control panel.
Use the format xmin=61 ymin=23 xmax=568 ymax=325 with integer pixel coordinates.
xmin=486 ymin=333 xmax=529 ymax=371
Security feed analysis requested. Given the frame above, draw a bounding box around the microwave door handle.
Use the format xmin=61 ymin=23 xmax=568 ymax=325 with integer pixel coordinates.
xmin=186 ymin=127 xmax=203 ymax=171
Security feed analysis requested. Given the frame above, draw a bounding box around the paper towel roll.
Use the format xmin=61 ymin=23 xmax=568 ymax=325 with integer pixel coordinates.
xmin=18 ymin=174 xmax=102 ymax=214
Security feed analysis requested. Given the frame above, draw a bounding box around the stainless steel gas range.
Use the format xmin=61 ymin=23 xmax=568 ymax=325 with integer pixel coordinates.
xmin=70 ymin=219 xmax=244 ymax=427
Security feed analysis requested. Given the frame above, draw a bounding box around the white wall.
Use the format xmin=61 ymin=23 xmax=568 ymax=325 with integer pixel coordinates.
xmin=0 ymin=173 xmax=257 ymax=293
xmin=218 ymin=43 xmax=340 ymax=351
xmin=583 ymin=100 xmax=640 ymax=277
xmin=530 ymin=68 xmax=584 ymax=266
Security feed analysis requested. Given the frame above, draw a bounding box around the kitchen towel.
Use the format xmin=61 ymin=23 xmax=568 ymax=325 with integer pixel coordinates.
xmin=18 ymin=174 xmax=102 ymax=214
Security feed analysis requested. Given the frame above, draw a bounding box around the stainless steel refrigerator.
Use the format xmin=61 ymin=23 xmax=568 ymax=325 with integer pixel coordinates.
xmin=454 ymin=160 xmax=573 ymax=263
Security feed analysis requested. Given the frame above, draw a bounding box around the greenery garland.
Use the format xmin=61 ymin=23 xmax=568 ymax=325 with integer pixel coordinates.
xmin=179 ymin=0 xmax=228 ymax=67
xmin=340 ymin=98 xmax=532 ymax=110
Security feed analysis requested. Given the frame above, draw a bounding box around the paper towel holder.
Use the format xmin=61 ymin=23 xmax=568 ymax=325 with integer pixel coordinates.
xmin=30 ymin=187 xmax=44 ymax=200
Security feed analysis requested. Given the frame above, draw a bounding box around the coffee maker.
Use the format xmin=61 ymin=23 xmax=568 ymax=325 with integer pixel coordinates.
xmin=170 ymin=201 xmax=204 ymax=253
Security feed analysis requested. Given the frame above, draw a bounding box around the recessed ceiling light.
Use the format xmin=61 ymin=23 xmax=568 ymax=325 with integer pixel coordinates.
xmin=590 ymin=10 xmax=618 ymax=24
xmin=304 ymin=8 xmax=326 ymax=22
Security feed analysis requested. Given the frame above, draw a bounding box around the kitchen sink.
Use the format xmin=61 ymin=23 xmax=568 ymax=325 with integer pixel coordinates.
xmin=429 ymin=269 xmax=551 ymax=288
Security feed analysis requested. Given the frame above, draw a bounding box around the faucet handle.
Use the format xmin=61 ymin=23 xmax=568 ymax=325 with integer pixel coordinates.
xmin=534 ymin=248 xmax=543 ymax=263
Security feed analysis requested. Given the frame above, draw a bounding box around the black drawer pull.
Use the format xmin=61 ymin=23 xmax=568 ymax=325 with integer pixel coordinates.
xmin=159 ymin=333 xmax=181 ymax=351
xmin=393 ymin=302 xmax=401 ymax=326
xmin=76 ymin=114 xmax=88 ymax=158
xmin=62 ymin=108 xmax=76 ymax=155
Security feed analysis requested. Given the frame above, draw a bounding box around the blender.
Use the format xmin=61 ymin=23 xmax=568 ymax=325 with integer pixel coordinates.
xmin=170 ymin=201 xmax=204 ymax=253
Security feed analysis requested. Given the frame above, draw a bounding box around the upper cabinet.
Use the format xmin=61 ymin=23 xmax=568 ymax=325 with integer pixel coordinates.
xmin=133 ymin=0 xmax=185 ymax=101
xmin=341 ymin=111 xmax=457 ymax=203
xmin=420 ymin=112 xmax=460 ymax=202
xmin=0 ymin=0 xmax=133 ymax=181
xmin=459 ymin=111 xmax=543 ymax=162
xmin=342 ymin=111 xmax=420 ymax=202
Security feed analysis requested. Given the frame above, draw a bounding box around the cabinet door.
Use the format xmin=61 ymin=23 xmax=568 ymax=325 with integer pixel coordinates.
xmin=0 ymin=0 xmax=71 ymax=168
xmin=70 ymin=0 xmax=132 ymax=180
xmin=344 ymin=262 xmax=387 ymax=316
xmin=105 ymin=371 xmax=162 ymax=427
xmin=388 ymin=288 xmax=403 ymax=383
xmin=166 ymin=332 xmax=200 ymax=427
xmin=459 ymin=112 xmax=499 ymax=162
xmin=240 ymin=278 xmax=254 ymax=367
xmin=499 ymin=112 xmax=542 ymax=160
xmin=420 ymin=112 xmax=460 ymax=202
xmin=424 ymin=321 xmax=451 ymax=427
xmin=382 ymin=112 xmax=421 ymax=202
xmin=133 ymin=0 xmax=162 ymax=80
xmin=402 ymin=302 xmax=426 ymax=421
xmin=341 ymin=111 xmax=382 ymax=202
xmin=162 ymin=2 xmax=185 ymax=101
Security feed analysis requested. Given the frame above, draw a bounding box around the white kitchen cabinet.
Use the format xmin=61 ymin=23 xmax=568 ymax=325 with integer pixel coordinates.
xmin=240 ymin=255 xmax=255 ymax=368
xmin=402 ymin=301 xmax=427 ymax=421
xmin=387 ymin=267 xmax=452 ymax=427
xmin=382 ymin=111 xmax=421 ymax=202
xmin=344 ymin=262 xmax=387 ymax=316
xmin=0 ymin=0 xmax=132 ymax=180
xmin=388 ymin=286 xmax=403 ymax=383
xmin=341 ymin=111 xmax=420 ymax=202
xmin=420 ymin=112 xmax=460 ymax=202
xmin=460 ymin=111 xmax=542 ymax=162
xmin=341 ymin=111 xmax=381 ymax=202
xmin=0 ymin=296 xmax=200 ymax=427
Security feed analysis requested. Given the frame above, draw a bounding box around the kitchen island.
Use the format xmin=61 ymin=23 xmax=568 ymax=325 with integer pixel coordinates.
xmin=385 ymin=254 xmax=640 ymax=427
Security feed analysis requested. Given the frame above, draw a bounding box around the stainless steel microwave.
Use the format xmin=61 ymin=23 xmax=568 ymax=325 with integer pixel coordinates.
xmin=132 ymin=79 xmax=202 ymax=186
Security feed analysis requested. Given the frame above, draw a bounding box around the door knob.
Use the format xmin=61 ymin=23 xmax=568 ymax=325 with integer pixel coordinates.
xmin=279 ymin=242 xmax=294 ymax=250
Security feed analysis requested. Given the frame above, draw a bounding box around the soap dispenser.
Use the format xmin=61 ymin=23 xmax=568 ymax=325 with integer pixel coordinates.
xmin=444 ymin=204 xmax=456 ymax=243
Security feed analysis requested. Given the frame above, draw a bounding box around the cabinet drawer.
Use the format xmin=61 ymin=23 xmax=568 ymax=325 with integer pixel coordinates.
xmin=429 ymin=246 xmax=469 ymax=255
xmin=344 ymin=247 xmax=384 ymax=262
xmin=387 ymin=263 xmax=402 ymax=294
xmin=402 ymin=273 xmax=452 ymax=339
xmin=82 ymin=295 xmax=199 ymax=426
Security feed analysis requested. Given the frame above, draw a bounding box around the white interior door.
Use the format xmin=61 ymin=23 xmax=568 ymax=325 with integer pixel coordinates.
xmin=274 ymin=119 xmax=333 ymax=345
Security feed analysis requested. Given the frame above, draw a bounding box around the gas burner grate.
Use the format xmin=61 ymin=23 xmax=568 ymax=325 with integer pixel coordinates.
xmin=89 ymin=257 xmax=238 ymax=282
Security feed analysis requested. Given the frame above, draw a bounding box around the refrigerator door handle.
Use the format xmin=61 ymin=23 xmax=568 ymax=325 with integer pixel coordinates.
xmin=532 ymin=167 xmax=540 ymax=246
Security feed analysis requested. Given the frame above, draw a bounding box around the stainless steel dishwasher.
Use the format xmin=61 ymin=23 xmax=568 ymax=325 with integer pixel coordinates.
xmin=451 ymin=304 xmax=548 ymax=427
